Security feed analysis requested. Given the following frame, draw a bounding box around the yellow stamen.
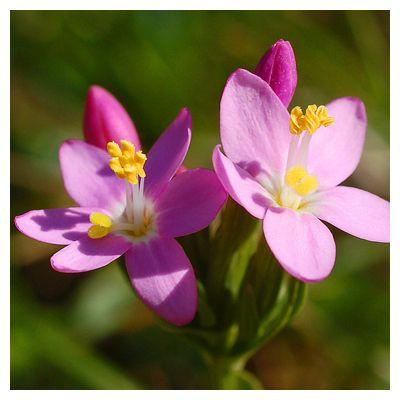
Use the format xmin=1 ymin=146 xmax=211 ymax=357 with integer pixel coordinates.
xmin=285 ymin=166 xmax=318 ymax=196
xmin=90 ymin=212 xmax=112 ymax=227
xmin=289 ymin=106 xmax=305 ymax=135
xmin=289 ymin=104 xmax=334 ymax=135
xmin=88 ymin=212 xmax=112 ymax=239
xmin=107 ymin=141 xmax=122 ymax=157
xmin=106 ymin=140 xmax=147 ymax=184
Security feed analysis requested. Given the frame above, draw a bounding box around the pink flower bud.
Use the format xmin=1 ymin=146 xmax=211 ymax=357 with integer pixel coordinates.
xmin=83 ymin=85 xmax=141 ymax=150
xmin=255 ymin=39 xmax=297 ymax=107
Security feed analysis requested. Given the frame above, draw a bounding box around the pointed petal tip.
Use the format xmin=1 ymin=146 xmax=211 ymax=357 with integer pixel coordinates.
xmin=178 ymin=107 xmax=192 ymax=131
xmin=339 ymin=96 xmax=367 ymax=122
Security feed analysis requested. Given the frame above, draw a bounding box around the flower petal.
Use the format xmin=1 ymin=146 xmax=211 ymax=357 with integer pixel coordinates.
xmin=263 ymin=207 xmax=336 ymax=282
xmin=156 ymin=168 xmax=227 ymax=237
xmin=220 ymin=68 xmax=291 ymax=177
xmin=83 ymin=85 xmax=141 ymax=150
xmin=125 ymin=237 xmax=197 ymax=326
xmin=59 ymin=140 xmax=125 ymax=208
xmin=313 ymin=186 xmax=390 ymax=243
xmin=212 ymin=145 xmax=270 ymax=219
xmin=255 ymin=39 xmax=297 ymax=107
xmin=144 ymin=108 xmax=191 ymax=197
xmin=308 ymin=97 xmax=367 ymax=188
xmin=51 ymin=234 xmax=131 ymax=273
xmin=14 ymin=207 xmax=105 ymax=245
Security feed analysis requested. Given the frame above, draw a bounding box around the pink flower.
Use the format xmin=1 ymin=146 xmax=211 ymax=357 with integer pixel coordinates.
xmin=213 ymin=68 xmax=389 ymax=282
xmin=255 ymin=39 xmax=297 ymax=107
xmin=84 ymin=85 xmax=141 ymax=150
xmin=15 ymin=108 xmax=227 ymax=325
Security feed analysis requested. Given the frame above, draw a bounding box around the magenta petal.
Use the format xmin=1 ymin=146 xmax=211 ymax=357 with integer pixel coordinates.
xmin=313 ymin=186 xmax=390 ymax=243
xmin=125 ymin=237 xmax=197 ymax=326
xmin=263 ymin=207 xmax=336 ymax=282
xmin=213 ymin=145 xmax=270 ymax=219
xmin=51 ymin=235 xmax=131 ymax=273
xmin=144 ymin=108 xmax=191 ymax=197
xmin=14 ymin=207 xmax=104 ymax=245
xmin=220 ymin=69 xmax=291 ymax=177
xmin=83 ymin=85 xmax=141 ymax=150
xmin=156 ymin=168 xmax=227 ymax=237
xmin=59 ymin=140 xmax=125 ymax=208
xmin=308 ymin=97 xmax=367 ymax=189
xmin=255 ymin=39 xmax=297 ymax=107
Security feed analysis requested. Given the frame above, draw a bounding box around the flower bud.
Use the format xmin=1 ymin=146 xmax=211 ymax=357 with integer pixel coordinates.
xmin=83 ymin=85 xmax=141 ymax=150
xmin=255 ymin=39 xmax=297 ymax=107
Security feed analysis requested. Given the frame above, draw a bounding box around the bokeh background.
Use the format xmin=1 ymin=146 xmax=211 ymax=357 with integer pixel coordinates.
xmin=10 ymin=10 xmax=390 ymax=389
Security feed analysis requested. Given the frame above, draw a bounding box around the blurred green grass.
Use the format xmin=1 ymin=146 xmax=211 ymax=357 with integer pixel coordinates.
xmin=10 ymin=10 xmax=389 ymax=389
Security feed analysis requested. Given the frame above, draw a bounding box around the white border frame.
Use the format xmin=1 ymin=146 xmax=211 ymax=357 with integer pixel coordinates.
xmin=2 ymin=2 xmax=398 ymax=398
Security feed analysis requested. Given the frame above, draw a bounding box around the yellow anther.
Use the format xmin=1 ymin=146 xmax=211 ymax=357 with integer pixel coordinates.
xmin=88 ymin=212 xmax=112 ymax=239
xmin=289 ymin=106 xmax=305 ymax=135
xmin=107 ymin=141 xmax=122 ymax=157
xmin=90 ymin=212 xmax=112 ymax=227
xmin=106 ymin=140 xmax=147 ymax=184
xmin=289 ymin=104 xmax=334 ymax=135
xmin=285 ymin=166 xmax=318 ymax=196
xmin=316 ymin=105 xmax=334 ymax=127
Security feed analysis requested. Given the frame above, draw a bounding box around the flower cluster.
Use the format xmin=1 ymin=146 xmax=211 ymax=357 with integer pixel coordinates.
xmin=15 ymin=39 xmax=389 ymax=327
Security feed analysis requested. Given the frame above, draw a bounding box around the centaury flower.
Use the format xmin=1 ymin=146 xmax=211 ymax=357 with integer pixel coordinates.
xmin=213 ymin=68 xmax=389 ymax=282
xmin=15 ymin=109 xmax=227 ymax=325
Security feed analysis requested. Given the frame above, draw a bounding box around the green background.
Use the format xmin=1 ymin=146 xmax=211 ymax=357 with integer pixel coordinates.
xmin=10 ymin=10 xmax=390 ymax=389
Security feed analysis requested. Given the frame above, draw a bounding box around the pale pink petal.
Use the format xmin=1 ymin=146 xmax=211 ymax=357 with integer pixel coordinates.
xmin=144 ymin=108 xmax=191 ymax=197
xmin=83 ymin=85 xmax=141 ymax=150
xmin=263 ymin=207 xmax=336 ymax=282
xmin=156 ymin=168 xmax=227 ymax=237
xmin=308 ymin=97 xmax=367 ymax=189
xmin=220 ymin=68 xmax=291 ymax=178
xmin=212 ymin=145 xmax=270 ymax=219
xmin=14 ymin=207 xmax=105 ymax=245
xmin=313 ymin=186 xmax=390 ymax=243
xmin=125 ymin=237 xmax=197 ymax=326
xmin=59 ymin=140 xmax=125 ymax=208
xmin=255 ymin=39 xmax=297 ymax=107
xmin=51 ymin=235 xmax=131 ymax=273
